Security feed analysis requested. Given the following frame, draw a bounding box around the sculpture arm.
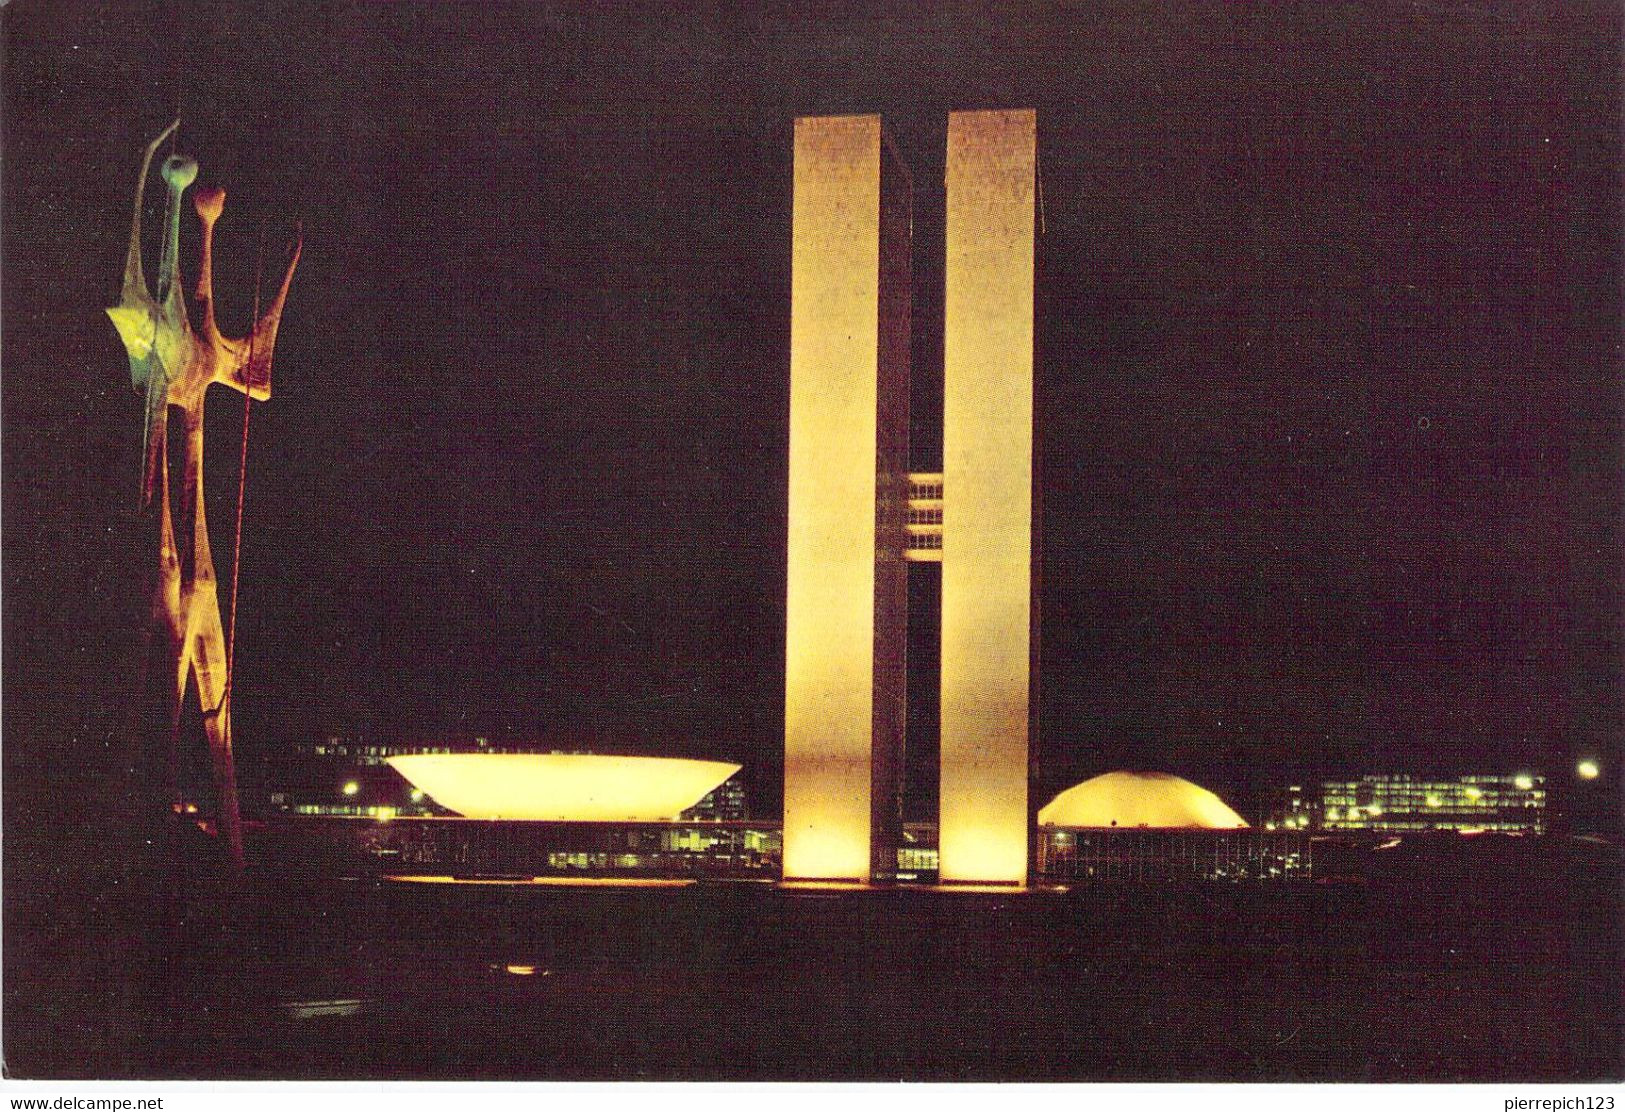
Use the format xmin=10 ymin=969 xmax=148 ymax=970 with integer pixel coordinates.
xmin=118 ymin=120 xmax=178 ymax=309
xmin=216 ymin=232 xmax=302 ymax=400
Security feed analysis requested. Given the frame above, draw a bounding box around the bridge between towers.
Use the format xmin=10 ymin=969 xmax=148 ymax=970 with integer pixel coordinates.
xmin=903 ymin=473 xmax=943 ymax=561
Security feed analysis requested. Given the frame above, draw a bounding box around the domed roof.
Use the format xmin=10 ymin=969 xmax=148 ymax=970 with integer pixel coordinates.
xmin=1038 ymin=771 xmax=1248 ymax=829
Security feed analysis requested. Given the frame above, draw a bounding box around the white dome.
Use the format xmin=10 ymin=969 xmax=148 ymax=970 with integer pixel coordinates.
xmin=1038 ymin=771 xmax=1248 ymax=829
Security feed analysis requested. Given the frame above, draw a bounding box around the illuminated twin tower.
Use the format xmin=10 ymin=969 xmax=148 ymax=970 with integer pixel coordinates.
xmin=784 ymin=109 xmax=1038 ymax=885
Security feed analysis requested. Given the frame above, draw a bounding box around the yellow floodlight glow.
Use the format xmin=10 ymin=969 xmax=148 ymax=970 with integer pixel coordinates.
xmin=933 ymin=883 xmax=1030 ymax=895
xmin=386 ymin=754 xmax=740 ymax=821
xmin=1465 ymin=786 xmax=1484 ymax=801
xmin=1426 ymin=795 xmax=1441 ymax=808
xmin=1514 ymin=774 xmax=1535 ymax=791
xmin=341 ymin=780 xmax=360 ymax=797
xmin=386 ymin=875 xmax=695 ymax=889
xmin=783 ymin=113 xmax=910 ymax=881
xmin=1037 ymin=771 xmax=1248 ymax=829
xmin=1366 ymin=804 xmax=1383 ymax=817
xmin=1577 ymin=759 xmax=1600 ymax=781
xmin=939 ymin=108 xmax=1038 ymax=885
xmin=778 ymin=880 xmax=876 ymax=892
xmin=784 ymin=114 xmax=881 ymax=882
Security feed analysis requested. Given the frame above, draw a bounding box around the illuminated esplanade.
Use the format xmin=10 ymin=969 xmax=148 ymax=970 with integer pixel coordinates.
xmin=785 ymin=110 xmax=1038 ymax=884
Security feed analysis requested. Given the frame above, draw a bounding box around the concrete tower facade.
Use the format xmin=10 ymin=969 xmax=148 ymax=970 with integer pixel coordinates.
xmin=784 ymin=109 xmax=1036 ymax=885
xmin=938 ymin=109 xmax=1039 ymax=885
xmin=782 ymin=115 xmax=911 ymax=882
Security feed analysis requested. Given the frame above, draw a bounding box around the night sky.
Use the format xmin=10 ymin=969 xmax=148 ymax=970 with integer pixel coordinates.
xmin=3 ymin=0 xmax=1618 ymax=828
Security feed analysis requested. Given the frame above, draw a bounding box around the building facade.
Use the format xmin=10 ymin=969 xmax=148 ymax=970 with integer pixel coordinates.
xmin=1037 ymin=828 xmax=1312 ymax=883
xmin=1264 ymin=774 xmax=1547 ymax=835
xmin=784 ymin=109 xmax=1039 ymax=885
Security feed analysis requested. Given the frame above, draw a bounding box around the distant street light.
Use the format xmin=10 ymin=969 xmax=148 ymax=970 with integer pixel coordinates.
xmin=342 ymin=780 xmax=360 ymax=797
xmin=1577 ymin=759 xmax=1601 ymax=781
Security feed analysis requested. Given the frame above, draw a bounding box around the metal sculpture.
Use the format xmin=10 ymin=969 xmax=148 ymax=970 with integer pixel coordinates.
xmin=107 ymin=121 xmax=300 ymax=868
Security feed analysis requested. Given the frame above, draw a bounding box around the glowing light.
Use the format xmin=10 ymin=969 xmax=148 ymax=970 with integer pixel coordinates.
xmin=1465 ymin=786 xmax=1484 ymax=801
xmin=1577 ymin=759 xmax=1600 ymax=781
xmin=503 ymin=965 xmax=536 ymax=976
xmin=782 ymin=113 xmax=910 ymax=882
xmin=1366 ymin=804 xmax=1383 ymax=817
xmin=932 ymin=883 xmax=1030 ymax=894
xmin=385 ymin=754 xmax=740 ymax=821
xmin=385 ymin=875 xmax=695 ymax=889
xmin=1326 ymin=807 xmax=1340 ymax=821
xmin=1425 ymin=795 xmax=1441 ymax=808
xmin=341 ymin=780 xmax=359 ymax=797
xmin=778 ymin=880 xmax=876 ymax=892
xmin=1514 ymin=774 xmax=1534 ymax=791
xmin=1038 ymin=771 xmax=1248 ymax=829
xmin=410 ymin=789 xmax=425 ymax=802
xmin=939 ymin=108 xmax=1038 ymax=885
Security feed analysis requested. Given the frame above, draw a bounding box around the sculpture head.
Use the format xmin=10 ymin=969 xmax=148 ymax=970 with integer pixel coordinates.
xmin=161 ymin=154 xmax=199 ymax=192
xmin=194 ymin=185 xmax=226 ymax=224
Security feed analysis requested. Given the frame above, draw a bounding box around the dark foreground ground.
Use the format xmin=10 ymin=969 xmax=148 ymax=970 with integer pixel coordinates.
xmin=6 ymin=831 xmax=1619 ymax=1080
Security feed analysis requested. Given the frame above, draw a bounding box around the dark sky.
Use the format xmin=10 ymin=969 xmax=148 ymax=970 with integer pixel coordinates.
xmin=3 ymin=0 xmax=1618 ymax=825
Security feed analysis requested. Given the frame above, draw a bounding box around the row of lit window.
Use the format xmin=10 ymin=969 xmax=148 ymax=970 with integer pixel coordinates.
xmin=542 ymin=852 xmax=774 ymax=869
xmin=291 ymin=803 xmax=415 ymax=818
xmin=906 ymin=508 xmax=944 ymax=525
xmin=1322 ymin=775 xmax=1543 ymax=791
xmin=1322 ymin=784 xmax=1544 ymax=805
xmin=908 ymin=534 xmax=944 ymax=550
xmin=1326 ymin=816 xmax=1540 ymax=825
xmin=909 ymin=482 xmax=944 ymax=500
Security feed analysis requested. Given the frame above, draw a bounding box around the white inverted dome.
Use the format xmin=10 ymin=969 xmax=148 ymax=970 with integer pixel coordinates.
xmin=1038 ymin=770 xmax=1248 ymax=829
xmin=388 ymin=753 xmax=740 ymax=821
